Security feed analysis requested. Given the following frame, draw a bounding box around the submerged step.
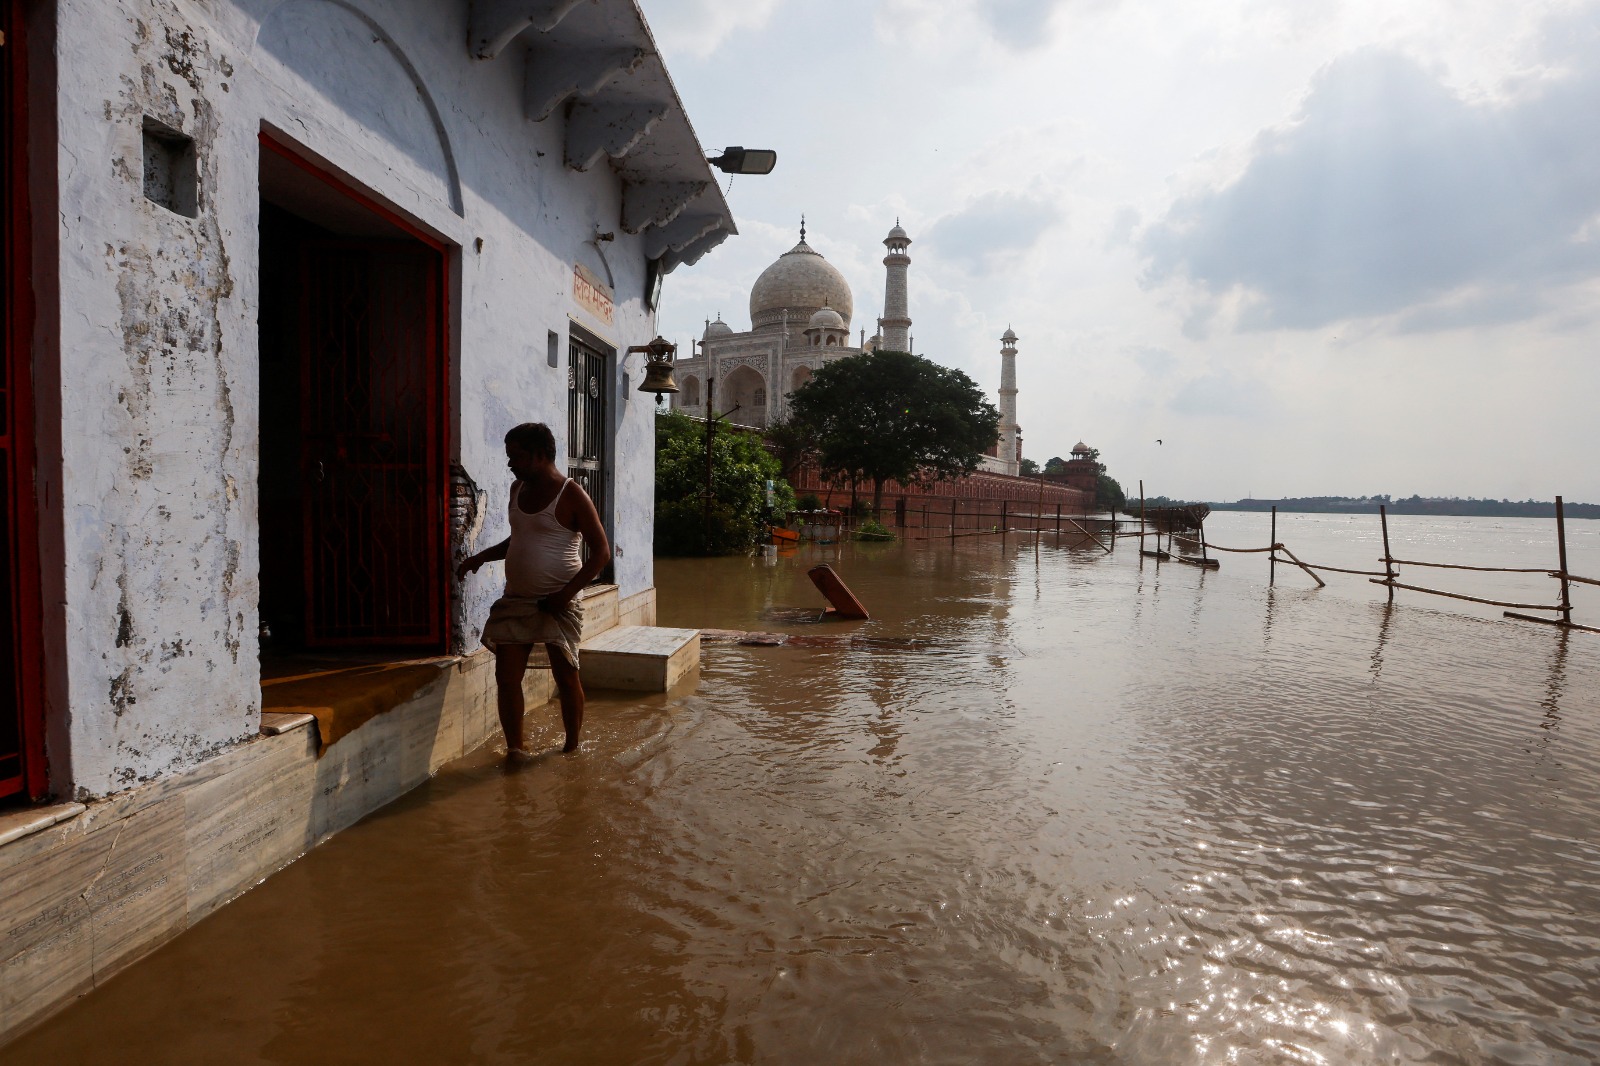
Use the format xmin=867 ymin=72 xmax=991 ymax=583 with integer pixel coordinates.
xmin=579 ymin=625 xmax=699 ymax=692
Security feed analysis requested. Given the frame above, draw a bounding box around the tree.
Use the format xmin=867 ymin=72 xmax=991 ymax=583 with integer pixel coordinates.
xmin=788 ymin=350 xmax=1000 ymax=515
xmin=1043 ymin=455 xmax=1067 ymax=475
xmin=1095 ymin=473 xmax=1126 ymax=511
xmin=654 ymin=411 xmax=794 ymax=556
xmin=764 ymin=417 xmax=820 ymax=483
xmin=1019 ymin=457 xmax=1040 ymax=476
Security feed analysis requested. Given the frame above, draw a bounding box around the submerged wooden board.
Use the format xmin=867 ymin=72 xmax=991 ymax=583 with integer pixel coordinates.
xmin=807 ymin=565 xmax=869 ymax=619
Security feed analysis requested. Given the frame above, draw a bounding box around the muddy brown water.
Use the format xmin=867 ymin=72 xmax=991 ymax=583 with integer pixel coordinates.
xmin=9 ymin=523 xmax=1600 ymax=1064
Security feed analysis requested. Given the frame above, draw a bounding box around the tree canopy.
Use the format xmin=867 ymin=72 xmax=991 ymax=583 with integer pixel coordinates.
xmin=787 ymin=350 xmax=1000 ymax=513
xmin=1096 ymin=473 xmax=1127 ymax=512
xmin=1019 ymin=457 xmax=1040 ymax=476
xmin=654 ymin=411 xmax=794 ymax=556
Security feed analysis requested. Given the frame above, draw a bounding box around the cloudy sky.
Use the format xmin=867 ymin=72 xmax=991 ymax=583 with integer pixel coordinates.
xmin=644 ymin=0 xmax=1600 ymax=503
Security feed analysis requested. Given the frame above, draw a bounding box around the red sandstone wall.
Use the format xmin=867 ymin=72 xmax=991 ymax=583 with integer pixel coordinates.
xmin=789 ymin=463 xmax=1093 ymax=512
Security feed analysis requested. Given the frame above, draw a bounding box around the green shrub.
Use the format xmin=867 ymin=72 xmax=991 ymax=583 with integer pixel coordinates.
xmin=857 ymin=518 xmax=894 ymax=540
xmin=797 ymin=492 xmax=823 ymax=512
xmin=654 ymin=412 xmax=795 ymax=556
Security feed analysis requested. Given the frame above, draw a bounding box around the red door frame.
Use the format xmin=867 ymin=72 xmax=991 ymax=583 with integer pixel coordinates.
xmin=3 ymin=0 xmax=47 ymax=801
xmin=258 ymin=133 xmax=452 ymax=650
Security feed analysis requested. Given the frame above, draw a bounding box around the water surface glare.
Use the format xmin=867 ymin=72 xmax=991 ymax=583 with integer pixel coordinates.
xmin=11 ymin=520 xmax=1600 ymax=1064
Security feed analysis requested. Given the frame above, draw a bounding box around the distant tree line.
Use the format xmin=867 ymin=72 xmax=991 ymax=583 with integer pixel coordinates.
xmin=1210 ymin=496 xmax=1600 ymax=519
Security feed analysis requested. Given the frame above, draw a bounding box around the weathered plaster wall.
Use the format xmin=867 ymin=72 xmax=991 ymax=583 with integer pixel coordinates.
xmin=55 ymin=0 xmax=257 ymax=798
xmin=51 ymin=0 xmax=666 ymax=797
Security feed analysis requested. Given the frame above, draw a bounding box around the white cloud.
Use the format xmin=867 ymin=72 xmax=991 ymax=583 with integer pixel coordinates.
xmin=1140 ymin=42 xmax=1600 ymax=330
xmin=925 ymin=191 xmax=1064 ymax=271
xmin=644 ymin=0 xmax=785 ymax=61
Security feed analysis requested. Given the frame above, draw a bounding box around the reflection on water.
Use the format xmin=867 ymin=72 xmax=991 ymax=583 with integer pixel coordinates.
xmin=11 ymin=523 xmax=1600 ymax=1064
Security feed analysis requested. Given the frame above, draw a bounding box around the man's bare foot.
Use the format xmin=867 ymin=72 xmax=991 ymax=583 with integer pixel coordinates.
xmin=561 ymin=737 xmax=581 ymax=754
xmin=507 ymin=747 xmax=535 ymax=763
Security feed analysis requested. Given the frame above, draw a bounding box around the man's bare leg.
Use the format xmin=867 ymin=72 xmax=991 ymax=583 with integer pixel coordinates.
xmin=494 ymin=643 xmax=534 ymax=756
xmin=547 ymin=645 xmax=585 ymax=752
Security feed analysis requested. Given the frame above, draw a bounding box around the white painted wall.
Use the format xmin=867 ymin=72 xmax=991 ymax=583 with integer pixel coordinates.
xmin=46 ymin=0 xmax=676 ymax=797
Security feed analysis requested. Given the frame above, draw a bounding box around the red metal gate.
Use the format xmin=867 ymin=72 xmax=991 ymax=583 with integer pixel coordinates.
xmin=1 ymin=0 xmax=44 ymax=801
xmin=299 ymin=241 xmax=445 ymax=646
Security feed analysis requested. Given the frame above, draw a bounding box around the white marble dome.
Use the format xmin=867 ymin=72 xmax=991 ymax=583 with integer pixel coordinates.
xmin=703 ymin=315 xmax=734 ymax=339
xmin=807 ymin=304 xmax=845 ymax=330
xmin=749 ymin=238 xmax=853 ymax=328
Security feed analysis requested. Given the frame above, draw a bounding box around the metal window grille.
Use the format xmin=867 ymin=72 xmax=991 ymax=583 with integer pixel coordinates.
xmin=566 ymin=334 xmax=611 ymax=579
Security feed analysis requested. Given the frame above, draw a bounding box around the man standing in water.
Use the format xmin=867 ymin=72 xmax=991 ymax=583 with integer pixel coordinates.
xmin=457 ymin=423 xmax=610 ymax=756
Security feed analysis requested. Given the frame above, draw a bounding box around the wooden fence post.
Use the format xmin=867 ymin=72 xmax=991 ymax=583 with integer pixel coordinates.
xmin=951 ymin=497 xmax=958 ymax=543
xmin=1557 ymin=495 xmax=1573 ymax=627
xmin=1269 ymin=505 xmax=1277 ymax=586
xmin=1000 ymin=499 xmax=1007 ymax=539
xmin=1139 ymin=480 xmax=1146 ymax=550
xmin=1380 ymin=505 xmax=1395 ymax=604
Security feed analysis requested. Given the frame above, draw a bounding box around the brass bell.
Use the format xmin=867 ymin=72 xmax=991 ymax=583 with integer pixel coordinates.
xmin=630 ymin=335 xmax=679 ymax=405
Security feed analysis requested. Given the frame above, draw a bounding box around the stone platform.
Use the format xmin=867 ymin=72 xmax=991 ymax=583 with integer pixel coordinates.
xmin=581 ymin=626 xmax=699 ymax=691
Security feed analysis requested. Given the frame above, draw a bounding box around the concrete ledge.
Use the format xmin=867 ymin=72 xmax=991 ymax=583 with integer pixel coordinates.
xmin=0 ymin=805 xmax=86 ymax=850
xmin=617 ymin=587 xmax=657 ymax=628
xmin=259 ymin=711 xmax=315 ymax=736
xmin=579 ymin=583 xmax=619 ymax=640
xmin=580 ymin=626 xmax=699 ymax=691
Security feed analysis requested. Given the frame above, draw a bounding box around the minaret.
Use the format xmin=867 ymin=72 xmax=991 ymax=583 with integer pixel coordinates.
xmin=999 ymin=327 xmax=1019 ymax=476
xmin=881 ymin=220 xmax=912 ymax=352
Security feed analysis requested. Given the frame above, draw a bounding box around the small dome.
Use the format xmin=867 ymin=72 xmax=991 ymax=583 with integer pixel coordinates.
xmin=1071 ymin=441 xmax=1092 ymax=455
xmin=749 ymin=237 xmax=854 ymax=328
xmin=1001 ymin=326 xmax=1018 ymax=343
xmin=807 ymin=305 xmax=845 ymax=330
xmin=886 ymin=222 xmax=909 ymax=242
xmin=703 ymin=315 xmax=734 ymax=340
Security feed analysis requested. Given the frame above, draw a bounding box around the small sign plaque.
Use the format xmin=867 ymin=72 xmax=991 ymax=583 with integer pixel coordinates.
xmin=573 ymin=264 xmax=614 ymax=326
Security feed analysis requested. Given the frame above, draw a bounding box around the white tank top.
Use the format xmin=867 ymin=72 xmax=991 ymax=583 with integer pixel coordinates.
xmin=504 ymin=479 xmax=584 ymax=597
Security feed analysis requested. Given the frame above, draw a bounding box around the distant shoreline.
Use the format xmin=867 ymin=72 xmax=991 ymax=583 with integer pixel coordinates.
xmin=1208 ymin=499 xmax=1600 ymax=519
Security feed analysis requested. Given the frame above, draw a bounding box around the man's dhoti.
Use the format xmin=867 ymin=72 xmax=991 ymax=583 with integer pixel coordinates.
xmin=481 ymin=595 xmax=584 ymax=669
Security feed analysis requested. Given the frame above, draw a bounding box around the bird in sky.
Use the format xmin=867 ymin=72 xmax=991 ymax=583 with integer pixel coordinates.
xmin=1156 ymin=439 xmax=1163 ymax=445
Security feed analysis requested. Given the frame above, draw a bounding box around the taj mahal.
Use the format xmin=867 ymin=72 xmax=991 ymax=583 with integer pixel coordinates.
xmin=669 ymin=219 xmax=1024 ymax=476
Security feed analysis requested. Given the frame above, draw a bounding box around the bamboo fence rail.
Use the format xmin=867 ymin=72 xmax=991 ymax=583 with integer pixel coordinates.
xmin=1181 ymin=497 xmax=1596 ymax=634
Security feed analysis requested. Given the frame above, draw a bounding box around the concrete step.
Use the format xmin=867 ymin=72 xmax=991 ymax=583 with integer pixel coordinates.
xmin=577 ymin=583 xmax=620 ymax=640
xmin=579 ymin=625 xmax=699 ymax=692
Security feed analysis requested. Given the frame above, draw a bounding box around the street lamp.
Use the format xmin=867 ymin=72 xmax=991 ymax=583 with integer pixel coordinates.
xmin=628 ymin=335 xmax=680 ymax=406
xmin=707 ymin=146 xmax=777 ymax=175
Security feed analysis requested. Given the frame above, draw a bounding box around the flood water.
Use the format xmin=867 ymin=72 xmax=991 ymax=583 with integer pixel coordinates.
xmin=10 ymin=516 xmax=1600 ymax=1064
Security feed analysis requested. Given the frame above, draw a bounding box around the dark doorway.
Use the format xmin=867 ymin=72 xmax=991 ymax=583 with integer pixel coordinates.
xmin=1 ymin=0 xmax=44 ymax=803
xmin=258 ymin=140 xmax=448 ymax=653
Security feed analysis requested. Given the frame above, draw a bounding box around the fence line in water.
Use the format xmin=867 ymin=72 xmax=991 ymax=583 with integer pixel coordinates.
xmin=783 ymin=488 xmax=1595 ymax=634
xmin=1174 ymin=498 xmax=1597 ymax=635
